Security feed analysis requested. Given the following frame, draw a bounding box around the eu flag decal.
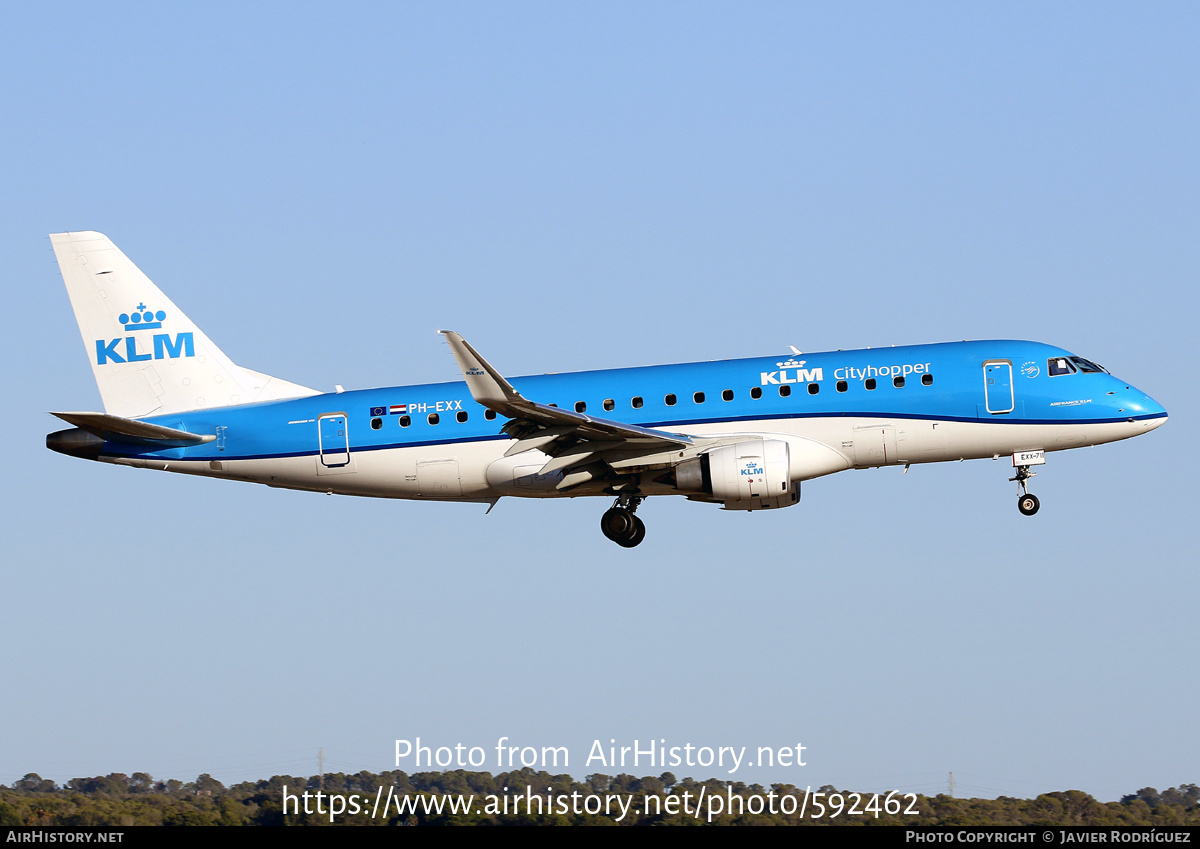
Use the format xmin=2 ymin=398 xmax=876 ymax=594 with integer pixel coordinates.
xmin=369 ymin=406 xmax=386 ymax=417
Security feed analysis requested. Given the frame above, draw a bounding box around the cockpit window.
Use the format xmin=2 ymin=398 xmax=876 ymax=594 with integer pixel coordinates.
xmin=1070 ymin=356 xmax=1107 ymax=374
xmin=1047 ymin=357 xmax=1076 ymax=376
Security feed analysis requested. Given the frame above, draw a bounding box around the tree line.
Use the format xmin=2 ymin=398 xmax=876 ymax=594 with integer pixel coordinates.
xmin=1 ymin=769 xmax=1197 ymax=826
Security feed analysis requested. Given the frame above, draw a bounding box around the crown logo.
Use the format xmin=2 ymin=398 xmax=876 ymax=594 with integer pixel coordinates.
xmin=118 ymin=303 xmax=166 ymax=331
xmin=776 ymin=358 xmax=806 ymax=368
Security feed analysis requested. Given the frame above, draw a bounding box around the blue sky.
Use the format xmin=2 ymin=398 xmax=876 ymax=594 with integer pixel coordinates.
xmin=2 ymin=3 xmax=1197 ymax=803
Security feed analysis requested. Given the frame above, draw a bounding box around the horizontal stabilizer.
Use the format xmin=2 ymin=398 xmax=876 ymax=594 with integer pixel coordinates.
xmin=51 ymin=411 xmax=215 ymax=447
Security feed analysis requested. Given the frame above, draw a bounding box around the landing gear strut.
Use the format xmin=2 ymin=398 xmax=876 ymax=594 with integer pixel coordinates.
xmin=1010 ymin=464 xmax=1040 ymax=516
xmin=600 ymin=492 xmax=646 ymax=547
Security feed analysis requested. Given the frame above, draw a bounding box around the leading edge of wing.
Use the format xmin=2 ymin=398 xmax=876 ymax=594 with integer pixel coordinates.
xmin=438 ymin=330 xmax=693 ymax=449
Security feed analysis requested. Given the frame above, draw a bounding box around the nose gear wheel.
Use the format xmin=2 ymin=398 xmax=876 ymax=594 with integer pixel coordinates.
xmin=1009 ymin=464 xmax=1040 ymax=517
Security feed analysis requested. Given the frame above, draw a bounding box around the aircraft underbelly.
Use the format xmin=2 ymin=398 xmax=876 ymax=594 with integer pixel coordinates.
xmin=102 ymin=417 xmax=1148 ymax=500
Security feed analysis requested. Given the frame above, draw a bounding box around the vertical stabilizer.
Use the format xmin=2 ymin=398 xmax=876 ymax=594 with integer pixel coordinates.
xmin=51 ymin=231 xmax=319 ymax=418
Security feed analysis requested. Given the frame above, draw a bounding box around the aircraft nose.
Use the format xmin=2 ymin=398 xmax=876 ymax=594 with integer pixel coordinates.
xmin=1133 ymin=390 xmax=1166 ymax=417
xmin=1115 ymin=385 xmax=1167 ymax=430
xmin=1140 ymin=395 xmax=1168 ymax=430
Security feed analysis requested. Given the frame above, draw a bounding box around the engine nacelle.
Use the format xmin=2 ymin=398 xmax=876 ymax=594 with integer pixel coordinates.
xmin=675 ymin=439 xmax=800 ymax=510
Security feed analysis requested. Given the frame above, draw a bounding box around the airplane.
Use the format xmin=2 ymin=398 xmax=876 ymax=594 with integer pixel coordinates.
xmin=45 ymin=231 xmax=1168 ymax=547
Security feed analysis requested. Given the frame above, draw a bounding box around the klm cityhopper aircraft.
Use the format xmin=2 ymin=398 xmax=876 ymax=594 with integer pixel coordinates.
xmin=47 ymin=232 xmax=1167 ymax=547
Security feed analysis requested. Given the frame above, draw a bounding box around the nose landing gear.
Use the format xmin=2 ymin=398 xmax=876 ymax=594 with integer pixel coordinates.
xmin=1009 ymin=460 xmax=1040 ymax=516
xmin=600 ymin=492 xmax=646 ymax=547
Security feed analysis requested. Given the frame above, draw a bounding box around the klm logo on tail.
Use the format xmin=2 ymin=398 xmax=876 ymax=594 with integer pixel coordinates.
xmin=95 ymin=303 xmax=194 ymax=365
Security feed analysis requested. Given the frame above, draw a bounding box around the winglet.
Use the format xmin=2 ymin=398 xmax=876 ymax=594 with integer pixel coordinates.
xmin=440 ymin=331 xmax=524 ymax=411
xmin=439 ymin=331 xmax=694 ymax=450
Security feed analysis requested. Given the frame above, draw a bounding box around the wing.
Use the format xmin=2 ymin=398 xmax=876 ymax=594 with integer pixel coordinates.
xmin=440 ymin=331 xmax=698 ymax=490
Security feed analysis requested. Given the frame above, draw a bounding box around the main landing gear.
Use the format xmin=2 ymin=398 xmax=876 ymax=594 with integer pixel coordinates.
xmin=1010 ymin=464 xmax=1040 ymax=516
xmin=600 ymin=492 xmax=646 ymax=548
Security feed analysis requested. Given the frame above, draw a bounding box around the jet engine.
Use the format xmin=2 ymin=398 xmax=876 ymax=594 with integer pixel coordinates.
xmin=674 ymin=439 xmax=799 ymax=510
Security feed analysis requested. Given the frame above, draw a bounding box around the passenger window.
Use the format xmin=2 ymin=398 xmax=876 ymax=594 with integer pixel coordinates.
xmin=575 ymin=401 xmax=586 ymax=413
xmin=836 ymin=380 xmax=848 ymax=392
xmin=399 ymin=415 xmax=411 ymax=428
xmin=893 ymin=376 xmax=905 ymax=388
xmin=428 ymin=413 xmax=440 ymax=425
xmin=665 ymin=394 xmax=677 ymax=406
xmin=921 ymin=373 xmax=933 ymax=386
xmin=371 ymin=417 xmax=383 ymax=430
xmin=484 ymin=410 xmax=497 ymax=420
xmin=456 ymin=411 xmax=468 ymax=423
xmin=632 ymin=396 xmax=643 ymax=409
xmin=603 ymin=399 xmax=615 ymax=411
xmin=808 ymin=383 xmax=819 ymax=395
xmin=865 ymin=378 xmax=876 ymax=390
xmin=750 ymin=387 xmax=762 ymax=399
xmin=693 ymin=391 xmax=705 ymax=404
xmin=722 ymin=389 xmax=734 ymax=402
xmin=779 ymin=385 xmax=791 ymax=397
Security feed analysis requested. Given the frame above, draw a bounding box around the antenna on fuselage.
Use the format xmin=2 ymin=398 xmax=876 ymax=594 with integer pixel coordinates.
xmin=788 ymin=345 xmax=802 ymax=355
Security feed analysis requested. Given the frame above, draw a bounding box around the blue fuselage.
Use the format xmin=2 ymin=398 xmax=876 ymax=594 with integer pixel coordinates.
xmin=115 ymin=340 xmax=1163 ymax=471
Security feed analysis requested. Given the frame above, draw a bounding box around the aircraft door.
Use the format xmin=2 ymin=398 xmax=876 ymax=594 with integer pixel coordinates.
xmin=417 ymin=458 xmax=463 ymax=497
xmin=853 ymin=424 xmax=897 ymax=467
xmin=318 ymin=413 xmax=350 ymax=467
xmin=983 ymin=361 xmax=1015 ymax=414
